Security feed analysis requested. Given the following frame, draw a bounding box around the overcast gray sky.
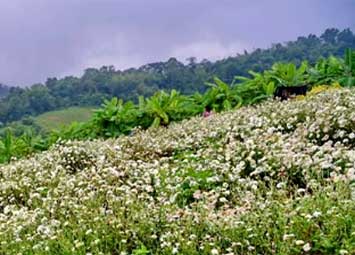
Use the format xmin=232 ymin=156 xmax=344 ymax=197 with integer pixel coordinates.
xmin=0 ymin=0 xmax=354 ymax=86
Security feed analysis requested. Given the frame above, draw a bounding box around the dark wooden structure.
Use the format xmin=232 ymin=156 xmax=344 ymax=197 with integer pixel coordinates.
xmin=275 ymin=85 xmax=308 ymax=100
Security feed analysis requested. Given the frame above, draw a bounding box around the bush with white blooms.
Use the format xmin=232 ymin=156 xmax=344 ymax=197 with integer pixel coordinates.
xmin=0 ymin=88 xmax=354 ymax=254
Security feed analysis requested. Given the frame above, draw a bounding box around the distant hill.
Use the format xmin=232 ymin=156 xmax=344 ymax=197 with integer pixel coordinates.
xmin=1 ymin=28 xmax=354 ymax=124
xmin=0 ymin=106 xmax=95 ymax=137
xmin=34 ymin=106 xmax=95 ymax=132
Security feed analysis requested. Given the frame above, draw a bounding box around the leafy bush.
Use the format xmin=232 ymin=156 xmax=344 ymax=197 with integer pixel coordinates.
xmin=204 ymin=77 xmax=243 ymax=111
xmin=307 ymin=56 xmax=344 ymax=85
xmin=269 ymin=61 xmax=308 ymax=87
xmin=92 ymin=98 xmax=138 ymax=137
xmin=341 ymin=48 xmax=355 ymax=86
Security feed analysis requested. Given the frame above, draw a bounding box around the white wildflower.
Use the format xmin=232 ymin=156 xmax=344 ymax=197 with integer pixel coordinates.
xmin=211 ymin=248 xmax=219 ymax=255
xmin=295 ymin=240 xmax=305 ymax=245
xmin=302 ymin=243 xmax=311 ymax=252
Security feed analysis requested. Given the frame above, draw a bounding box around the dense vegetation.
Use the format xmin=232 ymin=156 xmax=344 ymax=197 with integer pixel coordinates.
xmin=1 ymin=28 xmax=355 ymax=124
xmin=0 ymin=88 xmax=354 ymax=254
xmin=1 ymin=47 xmax=355 ymax=164
xmin=0 ymin=107 xmax=95 ymax=138
xmin=0 ymin=28 xmax=355 ymax=255
xmin=0 ymin=84 xmax=9 ymax=98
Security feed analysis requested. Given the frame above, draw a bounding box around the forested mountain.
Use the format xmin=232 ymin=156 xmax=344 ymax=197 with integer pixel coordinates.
xmin=0 ymin=28 xmax=354 ymax=124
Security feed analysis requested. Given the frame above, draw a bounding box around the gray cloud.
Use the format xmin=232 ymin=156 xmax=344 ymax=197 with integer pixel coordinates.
xmin=0 ymin=0 xmax=354 ymax=86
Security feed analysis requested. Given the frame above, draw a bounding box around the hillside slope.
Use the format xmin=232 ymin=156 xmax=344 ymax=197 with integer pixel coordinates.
xmin=0 ymin=89 xmax=354 ymax=254
xmin=34 ymin=107 xmax=95 ymax=132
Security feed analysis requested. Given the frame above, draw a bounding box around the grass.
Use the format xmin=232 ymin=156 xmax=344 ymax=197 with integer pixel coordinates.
xmin=34 ymin=107 xmax=96 ymax=132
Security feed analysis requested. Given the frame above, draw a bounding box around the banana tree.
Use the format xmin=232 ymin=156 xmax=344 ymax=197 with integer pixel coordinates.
xmin=189 ymin=92 xmax=206 ymax=114
xmin=18 ymin=129 xmax=47 ymax=154
xmin=92 ymin=98 xmax=138 ymax=137
xmin=270 ymin=61 xmax=308 ymax=87
xmin=340 ymin=48 xmax=355 ymax=87
xmin=50 ymin=121 xmax=95 ymax=142
xmin=0 ymin=129 xmax=18 ymax=163
xmin=203 ymin=77 xmax=243 ymax=112
xmin=269 ymin=61 xmax=309 ymax=99
xmin=140 ymin=90 xmax=190 ymax=128
xmin=307 ymin=56 xmax=344 ymax=85
xmin=234 ymin=70 xmax=276 ymax=104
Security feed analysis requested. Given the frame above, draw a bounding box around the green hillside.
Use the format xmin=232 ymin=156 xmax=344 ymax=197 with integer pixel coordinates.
xmin=0 ymin=88 xmax=354 ymax=254
xmin=1 ymin=28 xmax=354 ymax=125
xmin=34 ymin=107 xmax=95 ymax=132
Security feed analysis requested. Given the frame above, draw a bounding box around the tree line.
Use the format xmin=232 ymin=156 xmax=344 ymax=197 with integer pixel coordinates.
xmin=0 ymin=28 xmax=354 ymax=125
xmin=0 ymin=84 xmax=9 ymax=98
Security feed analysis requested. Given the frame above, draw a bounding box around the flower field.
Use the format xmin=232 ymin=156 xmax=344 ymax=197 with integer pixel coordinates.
xmin=0 ymin=88 xmax=355 ymax=254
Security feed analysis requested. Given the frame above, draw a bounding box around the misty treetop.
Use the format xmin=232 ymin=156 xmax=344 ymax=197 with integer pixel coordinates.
xmin=0 ymin=84 xmax=9 ymax=98
xmin=0 ymin=28 xmax=354 ymax=124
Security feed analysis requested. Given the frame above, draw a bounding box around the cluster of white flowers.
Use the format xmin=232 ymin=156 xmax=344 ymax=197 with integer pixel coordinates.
xmin=0 ymin=89 xmax=354 ymax=254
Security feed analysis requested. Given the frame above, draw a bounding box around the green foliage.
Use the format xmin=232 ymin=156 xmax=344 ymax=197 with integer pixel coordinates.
xmin=234 ymin=70 xmax=276 ymax=104
xmin=92 ymin=98 xmax=138 ymax=137
xmin=2 ymin=48 xmax=355 ymax=165
xmin=132 ymin=245 xmax=150 ymax=255
xmin=0 ymin=83 xmax=9 ymax=98
xmin=1 ymin=28 xmax=354 ymax=125
xmin=140 ymin=90 xmax=195 ymax=128
xmin=34 ymin=107 xmax=95 ymax=132
xmin=307 ymin=56 xmax=344 ymax=85
xmin=143 ymin=91 xmax=177 ymax=127
xmin=0 ymin=128 xmax=44 ymax=163
xmin=0 ymin=129 xmax=15 ymax=163
xmin=307 ymin=49 xmax=355 ymax=87
xmin=341 ymin=48 xmax=355 ymax=87
xmin=269 ymin=61 xmax=308 ymax=87
xmin=176 ymin=169 xmax=216 ymax=208
xmin=344 ymin=48 xmax=355 ymax=71
xmin=19 ymin=129 xmax=46 ymax=153
xmin=204 ymin=77 xmax=243 ymax=111
xmin=0 ymin=118 xmax=42 ymax=137
xmin=49 ymin=121 xmax=95 ymax=142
